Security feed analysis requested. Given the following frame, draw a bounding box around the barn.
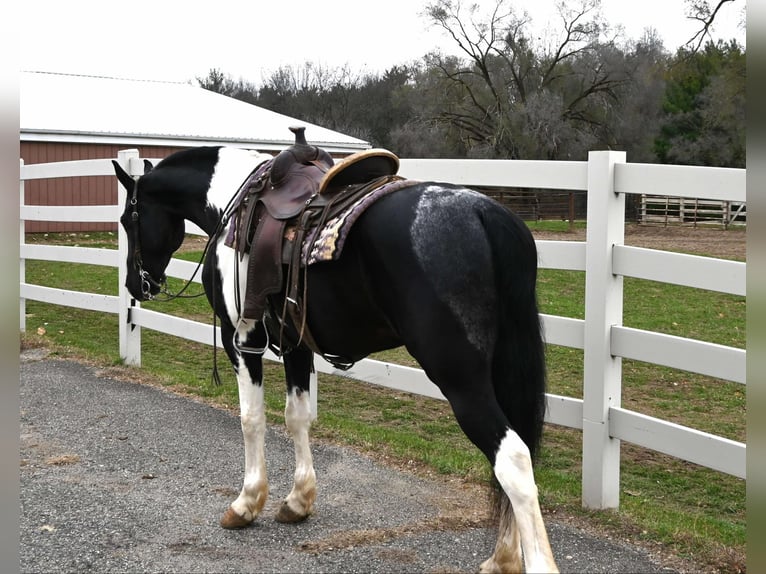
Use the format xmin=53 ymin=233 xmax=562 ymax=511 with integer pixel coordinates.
xmin=20 ymin=71 xmax=370 ymax=232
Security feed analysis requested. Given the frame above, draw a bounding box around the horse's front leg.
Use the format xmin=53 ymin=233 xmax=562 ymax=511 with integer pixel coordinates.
xmin=220 ymin=322 xmax=269 ymax=529
xmin=275 ymin=346 xmax=317 ymax=523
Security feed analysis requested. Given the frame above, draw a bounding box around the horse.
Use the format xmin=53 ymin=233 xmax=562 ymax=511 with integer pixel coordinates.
xmin=112 ymin=132 xmax=558 ymax=573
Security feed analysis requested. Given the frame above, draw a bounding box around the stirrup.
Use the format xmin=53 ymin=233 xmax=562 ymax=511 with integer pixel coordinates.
xmin=233 ymin=319 xmax=269 ymax=355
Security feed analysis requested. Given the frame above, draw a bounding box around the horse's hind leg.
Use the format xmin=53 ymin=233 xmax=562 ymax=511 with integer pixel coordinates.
xmin=491 ymin=428 xmax=556 ymax=573
xmin=449 ymin=392 xmax=556 ymax=573
xmin=275 ymin=346 xmax=317 ymax=523
xmin=423 ymin=358 xmax=555 ymax=573
xmin=220 ymin=321 xmax=269 ymax=529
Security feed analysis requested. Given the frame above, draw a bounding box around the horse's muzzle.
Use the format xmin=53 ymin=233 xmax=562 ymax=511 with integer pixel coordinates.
xmin=126 ymin=269 xmax=165 ymax=301
xmin=139 ymin=269 xmax=167 ymax=300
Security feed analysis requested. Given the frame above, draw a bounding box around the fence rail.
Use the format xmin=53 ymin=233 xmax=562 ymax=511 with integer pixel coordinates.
xmin=19 ymin=151 xmax=747 ymax=510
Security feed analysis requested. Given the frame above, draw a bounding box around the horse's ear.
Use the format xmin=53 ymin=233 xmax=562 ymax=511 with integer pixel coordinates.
xmin=143 ymin=159 xmax=153 ymax=174
xmin=111 ymin=160 xmax=134 ymax=191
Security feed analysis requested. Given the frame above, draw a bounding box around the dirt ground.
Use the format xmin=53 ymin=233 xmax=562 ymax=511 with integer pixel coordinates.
xmin=531 ymin=223 xmax=747 ymax=260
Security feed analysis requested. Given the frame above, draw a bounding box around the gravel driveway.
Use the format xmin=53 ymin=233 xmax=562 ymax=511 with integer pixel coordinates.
xmin=20 ymin=350 xmax=679 ymax=573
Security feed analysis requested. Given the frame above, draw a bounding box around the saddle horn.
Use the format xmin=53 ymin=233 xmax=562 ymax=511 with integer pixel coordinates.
xmin=270 ymin=126 xmax=334 ymax=187
xmin=290 ymin=125 xmax=309 ymax=148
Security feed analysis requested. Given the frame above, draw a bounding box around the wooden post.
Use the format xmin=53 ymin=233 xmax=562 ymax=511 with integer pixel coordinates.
xmin=582 ymin=150 xmax=626 ymax=509
xmin=568 ymin=191 xmax=575 ymax=232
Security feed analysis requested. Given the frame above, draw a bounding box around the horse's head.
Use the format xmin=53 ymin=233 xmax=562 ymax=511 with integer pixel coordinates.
xmin=113 ymin=159 xmax=187 ymax=301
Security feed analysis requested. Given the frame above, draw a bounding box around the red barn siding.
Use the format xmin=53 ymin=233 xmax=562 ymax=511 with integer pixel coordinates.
xmin=21 ymin=142 xmax=187 ymax=233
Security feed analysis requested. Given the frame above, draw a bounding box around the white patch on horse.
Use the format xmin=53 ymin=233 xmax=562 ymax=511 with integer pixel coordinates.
xmin=281 ymin=388 xmax=317 ymax=518
xmin=206 ymin=148 xmax=271 ymax=213
xmin=411 ymin=186 xmax=495 ymax=352
xmin=215 ymin=232 xmax=253 ymax=327
xmin=493 ymin=429 xmax=558 ymax=573
xmin=229 ymin=354 xmax=268 ymax=522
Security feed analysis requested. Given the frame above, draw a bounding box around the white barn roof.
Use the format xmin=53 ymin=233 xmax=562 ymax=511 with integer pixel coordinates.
xmin=20 ymin=71 xmax=369 ymax=153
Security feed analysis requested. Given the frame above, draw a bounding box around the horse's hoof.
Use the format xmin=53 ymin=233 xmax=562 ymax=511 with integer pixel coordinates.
xmin=220 ymin=507 xmax=253 ymax=529
xmin=479 ymin=557 xmax=522 ymax=574
xmin=275 ymin=500 xmax=311 ymax=523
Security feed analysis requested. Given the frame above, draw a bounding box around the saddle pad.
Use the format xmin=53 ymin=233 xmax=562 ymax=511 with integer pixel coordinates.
xmin=302 ymin=178 xmax=418 ymax=265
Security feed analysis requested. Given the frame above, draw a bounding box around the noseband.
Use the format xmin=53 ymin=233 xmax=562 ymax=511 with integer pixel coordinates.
xmin=128 ymin=179 xmax=167 ymax=300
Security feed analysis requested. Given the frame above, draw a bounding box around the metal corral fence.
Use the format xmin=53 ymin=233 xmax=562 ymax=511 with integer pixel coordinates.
xmin=639 ymin=194 xmax=747 ymax=227
xmin=19 ymin=150 xmax=746 ymax=510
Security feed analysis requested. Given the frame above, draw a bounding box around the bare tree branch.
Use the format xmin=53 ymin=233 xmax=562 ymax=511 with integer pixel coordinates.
xmin=683 ymin=0 xmax=738 ymax=53
xmin=542 ymin=0 xmax=601 ymax=86
xmin=424 ymin=0 xmax=628 ymax=158
xmin=432 ymin=60 xmax=495 ymax=127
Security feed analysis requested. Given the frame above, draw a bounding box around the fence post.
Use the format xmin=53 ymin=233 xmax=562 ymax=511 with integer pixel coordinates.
xmin=117 ymin=149 xmax=141 ymax=366
xmin=19 ymin=159 xmax=26 ymax=333
xmin=582 ymin=150 xmax=626 ymax=509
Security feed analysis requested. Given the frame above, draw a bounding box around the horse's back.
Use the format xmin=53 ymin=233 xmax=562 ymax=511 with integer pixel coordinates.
xmin=305 ymin=182 xmax=535 ymax=363
xmin=352 ymin=181 xmax=535 ymax=295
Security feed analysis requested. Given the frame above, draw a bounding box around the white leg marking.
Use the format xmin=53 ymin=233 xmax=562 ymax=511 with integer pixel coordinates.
xmin=229 ymin=354 xmax=268 ymax=522
xmin=279 ymin=388 xmax=316 ymax=521
xmin=494 ymin=429 xmax=558 ymax=573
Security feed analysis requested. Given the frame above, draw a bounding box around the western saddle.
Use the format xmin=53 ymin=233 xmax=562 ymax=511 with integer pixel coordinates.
xmin=224 ymin=126 xmax=401 ymax=365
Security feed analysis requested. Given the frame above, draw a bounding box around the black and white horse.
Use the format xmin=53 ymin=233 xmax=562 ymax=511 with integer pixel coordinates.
xmin=113 ymin=140 xmax=558 ymax=573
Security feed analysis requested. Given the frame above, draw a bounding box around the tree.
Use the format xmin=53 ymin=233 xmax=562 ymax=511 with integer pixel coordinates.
xmin=254 ymin=63 xmax=417 ymax=147
xmin=190 ymin=0 xmax=744 ymax=166
xmin=196 ymin=68 xmax=259 ymax=105
xmin=387 ymin=62 xmax=468 ymax=157
xmin=422 ymin=0 xmax=631 ymax=159
xmin=610 ymin=30 xmax=669 ymax=163
xmin=654 ymin=40 xmax=745 ymax=167
xmin=683 ymin=0 xmax=745 ymax=54
xmin=197 ymin=68 xmax=233 ymax=95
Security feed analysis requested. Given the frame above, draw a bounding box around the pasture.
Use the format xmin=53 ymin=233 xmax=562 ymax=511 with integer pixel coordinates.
xmin=21 ymin=223 xmax=746 ymax=572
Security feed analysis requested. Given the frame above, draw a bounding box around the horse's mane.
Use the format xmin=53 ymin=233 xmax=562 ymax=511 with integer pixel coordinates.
xmin=153 ymin=146 xmax=223 ymax=170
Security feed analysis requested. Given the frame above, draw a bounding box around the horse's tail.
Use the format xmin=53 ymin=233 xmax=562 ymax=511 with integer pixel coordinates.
xmin=482 ymin=203 xmax=547 ymax=461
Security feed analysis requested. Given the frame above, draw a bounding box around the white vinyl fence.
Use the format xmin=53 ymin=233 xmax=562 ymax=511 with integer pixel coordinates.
xmin=19 ymin=149 xmax=746 ymax=509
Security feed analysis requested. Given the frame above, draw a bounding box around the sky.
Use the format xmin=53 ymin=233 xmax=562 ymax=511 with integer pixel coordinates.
xmin=19 ymin=0 xmax=746 ymax=85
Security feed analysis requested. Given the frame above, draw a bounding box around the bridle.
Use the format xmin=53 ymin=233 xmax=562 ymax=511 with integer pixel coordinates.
xmin=126 ymin=171 xmax=234 ymax=386
xmin=127 ymin=178 xmax=165 ymax=299
xmin=128 ymin=177 xmax=206 ymax=302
